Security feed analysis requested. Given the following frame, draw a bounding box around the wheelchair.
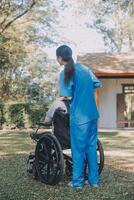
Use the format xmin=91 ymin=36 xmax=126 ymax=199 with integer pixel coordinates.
xmin=27 ymin=108 xmax=104 ymax=185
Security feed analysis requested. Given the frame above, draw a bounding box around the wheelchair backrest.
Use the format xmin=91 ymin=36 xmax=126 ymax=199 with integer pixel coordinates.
xmin=53 ymin=108 xmax=70 ymax=149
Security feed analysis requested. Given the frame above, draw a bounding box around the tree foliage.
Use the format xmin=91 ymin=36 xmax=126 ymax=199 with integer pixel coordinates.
xmin=82 ymin=0 xmax=134 ymax=52
xmin=0 ymin=0 xmax=36 ymax=34
xmin=0 ymin=0 xmax=60 ymax=102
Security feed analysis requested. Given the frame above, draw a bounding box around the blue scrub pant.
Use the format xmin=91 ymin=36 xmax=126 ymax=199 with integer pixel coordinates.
xmin=70 ymin=119 xmax=99 ymax=187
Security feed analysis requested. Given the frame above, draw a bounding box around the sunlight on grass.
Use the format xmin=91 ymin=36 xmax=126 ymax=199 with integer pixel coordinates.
xmin=0 ymin=130 xmax=134 ymax=200
xmin=0 ymin=132 xmax=35 ymax=156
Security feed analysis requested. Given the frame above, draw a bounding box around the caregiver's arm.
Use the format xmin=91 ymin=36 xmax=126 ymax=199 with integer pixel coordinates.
xmin=89 ymin=69 xmax=102 ymax=107
xmin=94 ymin=89 xmax=100 ymax=107
xmin=89 ymin=69 xmax=102 ymax=89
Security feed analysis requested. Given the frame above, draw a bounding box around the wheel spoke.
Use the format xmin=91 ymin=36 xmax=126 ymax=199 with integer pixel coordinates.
xmin=35 ymin=133 xmax=64 ymax=185
xmin=47 ymin=163 xmax=51 ymax=180
xmin=39 ymin=162 xmax=47 ymax=170
xmin=39 ymin=152 xmax=49 ymax=162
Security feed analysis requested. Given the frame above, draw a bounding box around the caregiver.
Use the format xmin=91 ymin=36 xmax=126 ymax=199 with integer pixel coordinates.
xmin=56 ymin=45 xmax=102 ymax=189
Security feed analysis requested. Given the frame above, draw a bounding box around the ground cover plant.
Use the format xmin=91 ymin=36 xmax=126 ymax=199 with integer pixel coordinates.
xmin=0 ymin=130 xmax=134 ymax=200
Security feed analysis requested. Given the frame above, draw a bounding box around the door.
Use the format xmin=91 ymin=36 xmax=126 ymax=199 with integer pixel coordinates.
xmin=124 ymin=94 xmax=134 ymax=127
xmin=117 ymin=93 xmax=134 ymax=128
xmin=117 ymin=94 xmax=126 ymax=128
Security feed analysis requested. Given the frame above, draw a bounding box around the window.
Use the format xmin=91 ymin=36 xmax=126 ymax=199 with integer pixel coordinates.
xmin=122 ymin=84 xmax=134 ymax=94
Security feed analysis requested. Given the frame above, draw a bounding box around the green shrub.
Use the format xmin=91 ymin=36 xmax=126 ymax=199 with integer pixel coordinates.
xmin=9 ymin=103 xmax=25 ymax=128
xmin=0 ymin=102 xmax=48 ymax=129
xmin=25 ymin=103 xmax=47 ymax=127
xmin=0 ymin=103 xmax=6 ymax=129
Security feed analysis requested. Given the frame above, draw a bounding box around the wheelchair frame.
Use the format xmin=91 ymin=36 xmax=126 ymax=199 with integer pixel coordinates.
xmin=27 ymin=109 xmax=104 ymax=185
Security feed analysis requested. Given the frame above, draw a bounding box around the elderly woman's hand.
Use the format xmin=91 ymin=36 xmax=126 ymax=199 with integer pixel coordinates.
xmin=58 ymin=96 xmax=72 ymax=101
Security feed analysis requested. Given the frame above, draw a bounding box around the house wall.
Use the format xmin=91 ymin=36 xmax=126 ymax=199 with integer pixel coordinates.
xmin=99 ymin=78 xmax=134 ymax=129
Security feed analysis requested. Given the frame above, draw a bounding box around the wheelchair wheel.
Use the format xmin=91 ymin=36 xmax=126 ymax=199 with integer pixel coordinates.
xmin=97 ymin=139 xmax=104 ymax=175
xmin=35 ymin=132 xmax=64 ymax=185
xmin=65 ymin=139 xmax=104 ymax=177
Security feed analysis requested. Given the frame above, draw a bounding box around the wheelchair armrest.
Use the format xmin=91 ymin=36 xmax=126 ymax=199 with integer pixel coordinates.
xmin=36 ymin=122 xmax=51 ymax=127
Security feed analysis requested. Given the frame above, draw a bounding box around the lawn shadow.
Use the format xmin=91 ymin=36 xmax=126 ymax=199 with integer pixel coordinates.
xmin=0 ymin=130 xmax=134 ymax=200
xmin=0 ymin=153 xmax=134 ymax=200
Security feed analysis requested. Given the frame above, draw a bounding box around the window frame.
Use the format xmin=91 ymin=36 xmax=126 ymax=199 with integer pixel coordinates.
xmin=122 ymin=84 xmax=134 ymax=94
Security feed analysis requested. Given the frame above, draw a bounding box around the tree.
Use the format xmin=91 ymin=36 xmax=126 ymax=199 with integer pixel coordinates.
xmin=77 ymin=0 xmax=134 ymax=52
xmin=0 ymin=0 xmax=60 ymax=102
xmin=0 ymin=0 xmax=36 ymax=34
xmin=0 ymin=0 xmax=37 ymax=100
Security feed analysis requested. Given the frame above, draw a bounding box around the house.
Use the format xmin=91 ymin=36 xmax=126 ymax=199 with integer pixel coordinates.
xmin=78 ymin=53 xmax=134 ymax=129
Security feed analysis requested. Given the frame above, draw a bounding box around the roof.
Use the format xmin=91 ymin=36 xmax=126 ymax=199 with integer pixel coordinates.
xmin=78 ymin=52 xmax=134 ymax=77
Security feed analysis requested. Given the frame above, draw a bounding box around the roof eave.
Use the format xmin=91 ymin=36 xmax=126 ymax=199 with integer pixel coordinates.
xmin=95 ymin=72 xmax=134 ymax=78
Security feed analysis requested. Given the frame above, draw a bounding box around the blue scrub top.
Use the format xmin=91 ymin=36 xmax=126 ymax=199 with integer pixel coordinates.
xmin=59 ymin=63 xmax=102 ymax=125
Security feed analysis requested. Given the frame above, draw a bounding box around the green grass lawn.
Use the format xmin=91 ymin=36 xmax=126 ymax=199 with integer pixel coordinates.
xmin=0 ymin=130 xmax=134 ymax=200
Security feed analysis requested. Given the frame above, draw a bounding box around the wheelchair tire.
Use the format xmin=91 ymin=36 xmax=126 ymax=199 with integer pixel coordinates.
xmin=65 ymin=139 xmax=104 ymax=177
xmin=35 ymin=132 xmax=64 ymax=185
xmin=97 ymin=139 xmax=104 ymax=175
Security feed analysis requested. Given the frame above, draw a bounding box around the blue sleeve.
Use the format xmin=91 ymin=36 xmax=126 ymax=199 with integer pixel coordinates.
xmin=59 ymin=71 xmax=74 ymax=97
xmin=89 ymin=69 xmax=102 ymax=88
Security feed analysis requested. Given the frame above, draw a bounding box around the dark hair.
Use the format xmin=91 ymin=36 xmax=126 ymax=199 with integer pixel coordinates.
xmin=56 ymin=45 xmax=75 ymax=85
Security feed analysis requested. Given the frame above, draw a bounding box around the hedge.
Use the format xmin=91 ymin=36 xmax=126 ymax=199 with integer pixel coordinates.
xmin=0 ymin=102 xmax=49 ymax=129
